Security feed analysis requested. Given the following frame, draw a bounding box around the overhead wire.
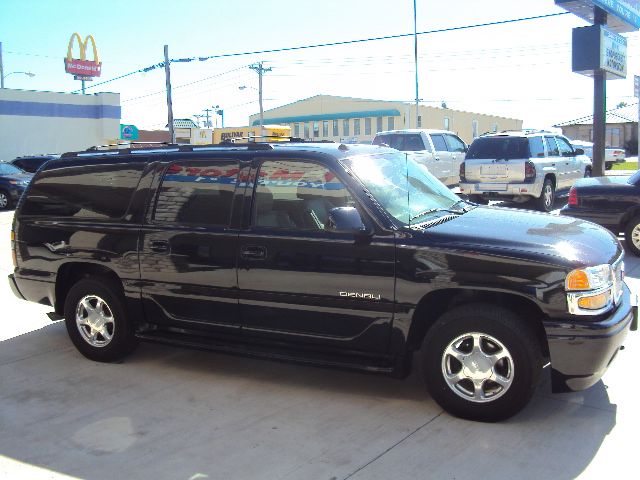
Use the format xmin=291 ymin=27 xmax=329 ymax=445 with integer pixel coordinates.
xmin=75 ymin=11 xmax=571 ymax=93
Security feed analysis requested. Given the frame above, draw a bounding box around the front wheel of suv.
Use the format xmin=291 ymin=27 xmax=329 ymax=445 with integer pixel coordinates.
xmin=421 ymin=303 xmax=542 ymax=422
xmin=536 ymin=178 xmax=555 ymax=212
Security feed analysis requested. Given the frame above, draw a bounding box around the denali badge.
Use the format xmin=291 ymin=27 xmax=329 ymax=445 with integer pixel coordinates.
xmin=339 ymin=291 xmax=381 ymax=300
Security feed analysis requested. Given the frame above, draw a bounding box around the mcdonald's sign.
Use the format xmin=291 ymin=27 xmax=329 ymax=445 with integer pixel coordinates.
xmin=64 ymin=33 xmax=102 ymax=78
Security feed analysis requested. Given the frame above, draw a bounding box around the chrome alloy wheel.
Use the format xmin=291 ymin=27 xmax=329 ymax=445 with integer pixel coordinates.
xmin=75 ymin=295 xmax=115 ymax=347
xmin=632 ymin=223 xmax=640 ymax=251
xmin=542 ymin=184 xmax=553 ymax=210
xmin=0 ymin=193 xmax=8 ymax=209
xmin=441 ymin=332 xmax=514 ymax=403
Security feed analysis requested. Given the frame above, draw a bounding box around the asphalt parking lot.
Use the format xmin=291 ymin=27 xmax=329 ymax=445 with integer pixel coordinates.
xmin=1 ymin=204 xmax=639 ymax=480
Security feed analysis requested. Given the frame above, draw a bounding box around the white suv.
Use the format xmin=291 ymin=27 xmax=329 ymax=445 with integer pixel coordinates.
xmin=372 ymin=129 xmax=468 ymax=187
xmin=459 ymin=130 xmax=593 ymax=212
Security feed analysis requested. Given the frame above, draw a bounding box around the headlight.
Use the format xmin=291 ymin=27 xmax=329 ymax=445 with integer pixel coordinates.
xmin=566 ymin=264 xmax=612 ymax=291
xmin=565 ymin=262 xmax=621 ymax=315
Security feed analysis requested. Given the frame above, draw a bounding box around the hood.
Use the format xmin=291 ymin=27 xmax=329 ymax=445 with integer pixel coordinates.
xmin=0 ymin=173 xmax=33 ymax=182
xmin=417 ymin=206 xmax=621 ymax=268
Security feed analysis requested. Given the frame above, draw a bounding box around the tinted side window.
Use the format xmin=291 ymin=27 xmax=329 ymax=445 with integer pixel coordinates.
xmin=444 ymin=134 xmax=466 ymax=153
xmin=545 ymin=136 xmax=559 ymax=156
xmin=253 ymin=160 xmax=354 ymax=230
xmin=430 ymin=134 xmax=448 ymax=152
xmin=529 ymin=137 xmax=545 ymax=158
xmin=154 ymin=160 xmax=239 ymax=226
xmin=556 ymin=137 xmax=574 ymax=157
xmin=21 ymin=162 xmax=145 ymax=218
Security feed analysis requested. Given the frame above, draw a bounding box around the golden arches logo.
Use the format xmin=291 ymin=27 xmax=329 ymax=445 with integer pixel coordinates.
xmin=64 ymin=33 xmax=102 ymax=77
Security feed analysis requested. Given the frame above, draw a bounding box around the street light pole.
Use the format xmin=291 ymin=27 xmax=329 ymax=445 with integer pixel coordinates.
xmin=413 ymin=0 xmax=420 ymax=128
xmin=1 ymin=70 xmax=36 ymax=88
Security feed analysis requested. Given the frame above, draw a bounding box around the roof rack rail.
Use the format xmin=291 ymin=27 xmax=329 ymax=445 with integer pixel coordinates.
xmin=496 ymin=129 xmax=555 ymax=135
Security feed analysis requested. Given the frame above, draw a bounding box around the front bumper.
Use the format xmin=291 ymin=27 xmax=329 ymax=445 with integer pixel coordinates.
xmin=546 ymin=284 xmax=637 ymax=392
xmin=459 ymin=180 xmax=543 ymax=200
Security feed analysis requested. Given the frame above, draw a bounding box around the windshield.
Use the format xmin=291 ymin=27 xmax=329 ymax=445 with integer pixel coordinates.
xmin=342 ymin=152 xmax=463 ymax=225
xmin=0 ymin=163 xmax=24 ymax=175
xmin=466 ymin=137 xmax=529 ymax=160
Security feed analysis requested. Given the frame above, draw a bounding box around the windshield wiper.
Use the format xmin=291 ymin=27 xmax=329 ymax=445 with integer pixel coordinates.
xmin=410 ymin=207 xmax=460 ymax=221
xmin=449 ymin=199 xmax=473 ymax=213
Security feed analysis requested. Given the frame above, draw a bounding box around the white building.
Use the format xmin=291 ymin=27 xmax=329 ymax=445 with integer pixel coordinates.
xmin=0 ymin=88 xmax=120 ymax=161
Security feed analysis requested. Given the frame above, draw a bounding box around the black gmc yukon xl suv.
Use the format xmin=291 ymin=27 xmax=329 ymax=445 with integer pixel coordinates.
xmin=8 ymin=142 xmax=637 ymax=422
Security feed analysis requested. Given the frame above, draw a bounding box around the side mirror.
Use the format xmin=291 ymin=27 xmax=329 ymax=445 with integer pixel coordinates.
xmin=575 ymin=148 xmax=584 ymax=155
xmin=326 ymin=207 xmax=371 ymax=236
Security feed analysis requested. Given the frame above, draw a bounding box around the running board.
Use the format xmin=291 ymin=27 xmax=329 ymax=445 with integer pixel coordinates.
xmin=135 ymin=330 xmax=397 ymax=375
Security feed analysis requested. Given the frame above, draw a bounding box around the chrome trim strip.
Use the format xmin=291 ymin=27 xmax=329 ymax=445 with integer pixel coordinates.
xmin=566 ymin=285 xmax=614 ymax=316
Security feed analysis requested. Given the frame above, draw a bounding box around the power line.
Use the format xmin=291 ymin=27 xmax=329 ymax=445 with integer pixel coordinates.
xmin=77 ymin=11 xmax=570 ymax=93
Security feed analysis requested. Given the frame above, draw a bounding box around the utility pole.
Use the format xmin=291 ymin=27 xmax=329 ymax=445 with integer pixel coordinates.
xmin=202 ymin=108 xmax=213 ymax=128
xmin=0 ymin=42 xmax=5 ymax=89
xmin=249 ymin=61 xmax=272 ymax=136
xmin=164 ymin=45 xmax=175 ymax=144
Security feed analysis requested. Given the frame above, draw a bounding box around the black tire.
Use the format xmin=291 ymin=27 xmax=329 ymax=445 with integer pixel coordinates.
xmin=605 ymin=163 xmax=612 ymax=171
xmin=0 ymin=189 xmax=11 ymax=210
xmin=584 ymin=167 xmax=592 ymax=178
xmin=624 ymin=216 xmax=640 ymax=256
xmin=536 ymin=178 xmax=555 ymax=212
xmin=421 ymin=303 xmax=542 ymax=422
xmin=64 ymin=276 xmax=138 ymax=362
xmin=468 ymin=194 xmax=489 ymax=205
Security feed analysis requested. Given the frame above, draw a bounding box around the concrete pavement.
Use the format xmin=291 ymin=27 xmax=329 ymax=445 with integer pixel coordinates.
xmin=0 ymin=209 xmax=638 ymax=480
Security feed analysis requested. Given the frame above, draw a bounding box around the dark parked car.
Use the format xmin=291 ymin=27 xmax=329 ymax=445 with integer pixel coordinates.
xmin=0 ymin=162 xmax=33 ymax=210
xmin=561 ymin=171 xmax=640 ymax=256
xmin=8 ymin=154 xmax=59 ymax=174
xmin=8 ymin=142 xmax=637 ymax=422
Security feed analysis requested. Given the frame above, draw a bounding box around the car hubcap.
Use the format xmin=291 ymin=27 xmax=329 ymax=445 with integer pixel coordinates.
xmin=0 ymin=193 xmax=7 ymax=208
xmin=543 ymin=185 xmax=553 ymax=209
xmin=632 ymin=224 xmax=640 ymax=250
xmin=441 ymin=332 xmax=514 ymax=403
xmin=75 ymin=295 xmax=115 ymax=347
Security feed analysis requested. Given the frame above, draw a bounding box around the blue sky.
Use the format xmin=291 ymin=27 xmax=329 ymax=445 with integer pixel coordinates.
xmin=1 ymin=0 xmax=639 ymax=130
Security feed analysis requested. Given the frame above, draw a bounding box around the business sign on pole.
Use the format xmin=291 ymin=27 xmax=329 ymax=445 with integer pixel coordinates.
xmin=572 ymin=25 xmax=627 ymax=79
xmin=120 ymin=124 xmax=139 ymax=140
xmin=556 ymin=0 xmax=640 ymax=32
xmin=64 ymin=33 xmax=102 ymax=78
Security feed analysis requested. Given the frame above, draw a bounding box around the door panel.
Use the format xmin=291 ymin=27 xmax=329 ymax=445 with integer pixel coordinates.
xmin=139 ymin=159 xmax=242 ymax=331
xmin=237 ymin=159 xmax=396 ymax=352
xmin=430 ymin=134 xmax=453 ymax=185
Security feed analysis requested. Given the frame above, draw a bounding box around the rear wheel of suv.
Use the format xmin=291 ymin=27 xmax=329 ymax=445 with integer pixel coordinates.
xmin=64 ymin=276 xmax=138 ymax=362
xmin=421 ymin=303 xmax=542 ymax=422
xmin=0 ymin=190 xmax=11 ymax=210
xmin=624 ymin=216 xmax=640 ymax=256
xmin=536 ymin=178 xmax=555 ymax=212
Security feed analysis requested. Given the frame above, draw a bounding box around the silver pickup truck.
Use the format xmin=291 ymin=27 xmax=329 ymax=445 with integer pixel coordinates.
xmin=372 ymin=129 xmax=467 ymax=187
xmin=459 ymin=130 xmax=593 ymax=212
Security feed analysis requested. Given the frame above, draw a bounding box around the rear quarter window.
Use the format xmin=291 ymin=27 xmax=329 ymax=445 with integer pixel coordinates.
xmin=20 ymin=162 xmax=146 ymax=219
